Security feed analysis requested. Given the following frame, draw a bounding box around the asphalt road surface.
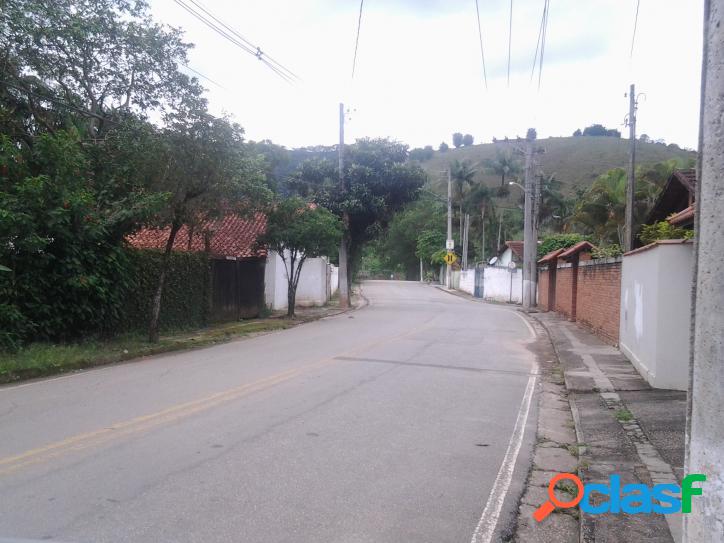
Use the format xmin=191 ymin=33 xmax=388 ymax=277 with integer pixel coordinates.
xmin=0 ymin=281 xmax=540 ymax=543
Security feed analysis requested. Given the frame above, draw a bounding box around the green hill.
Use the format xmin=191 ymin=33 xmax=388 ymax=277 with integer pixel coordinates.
xmin=419 ymin=136 xmax=696 ymax=192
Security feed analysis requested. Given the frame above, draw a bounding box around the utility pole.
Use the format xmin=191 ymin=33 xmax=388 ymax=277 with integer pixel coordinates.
xmin=338 ymin=102 xmax=350 ymax=308
xmin=522 ymin=128 xmax=537 ymax=311
xmin=625 ymin=83 xmax=637 ymax=252
xmin=446 ymin=168 xmax=453 ymax=288
xmin=684 ymin=0 xmax=724 ymax=539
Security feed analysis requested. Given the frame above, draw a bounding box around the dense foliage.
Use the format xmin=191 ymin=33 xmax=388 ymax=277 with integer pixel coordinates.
xmin=639 ymin=221 xmax=694 ymax=246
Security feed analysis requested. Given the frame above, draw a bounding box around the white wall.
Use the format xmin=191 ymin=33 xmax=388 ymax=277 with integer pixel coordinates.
xmin=264 ymin=251 xmax=331 ymax=310
xmin=619 ymin=242 xmax=692 ymax=391
xmin=459 ymin=269 xmax=475 ymax=295
xmin=330 ymin=265 xmax=339 ymax=296
xmin=496 ymin=248 xmax=514 ymax=268
xmin=482 ymin=266 xmax=522 ymax=303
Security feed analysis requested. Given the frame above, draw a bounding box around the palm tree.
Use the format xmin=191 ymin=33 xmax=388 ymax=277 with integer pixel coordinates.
xmin=464 ymin=182 xmax=493 ymax=262
xmin=484 ymin=150 xmax=522 ymax=187
xmin=450 ymin=159 xmax=477 ymax=241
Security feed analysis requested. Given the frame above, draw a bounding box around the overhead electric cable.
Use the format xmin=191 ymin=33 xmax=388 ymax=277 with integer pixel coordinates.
xmin=630 ymin=0 xmax=640 ymax=58
xmin=507 ymin=0 xmax=513 ymax=87
xmin=180 ymin=63 xmax=224 ymax=88
xmin=474 ymin=0 xmax=488 ymax=89
xmin=173 ymin=0 xmax=297 ymax=83
xmin=537 ymin=0 xmax=550 ymax=90
xmin=351 ymin=0 xmax=364 ymax=78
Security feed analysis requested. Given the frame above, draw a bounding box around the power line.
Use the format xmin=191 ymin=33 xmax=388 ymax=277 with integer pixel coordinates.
xmin=351 ymin=0 xmax=364 ymax=78
xmin=184 ymin=0 xmax=299 ymax=81
xmin=630 ymin=0 xmax=640 ymax=58
xmin=474 ymin=0 xmax=488 ymax=89
xmin=172 ymin=0 xmax=298 ymax=84
xmin=537 ymin=0 xmax=550 ymax=90
xmin=180 ymin=63 xmax=224 ymax=88
xmin=507 ymin=0 xmax=513 ymax=87
xmin=530 ymin=0 xmax=550 ymax=90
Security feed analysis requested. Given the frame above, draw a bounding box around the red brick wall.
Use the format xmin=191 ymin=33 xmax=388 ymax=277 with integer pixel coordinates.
xmin=538 ymin=269 xmax=549 ymax=309
xmin=554 ymin=266 xmax=574 ymax=318
xmin=575 ymin=261 xmax=621 ymax=344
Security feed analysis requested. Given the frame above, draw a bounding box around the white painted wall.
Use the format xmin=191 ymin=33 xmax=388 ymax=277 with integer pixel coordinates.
xmin=450 ymin=270 xmax=461 ymax=290
xmin=619 ymin=242 xmax=692 ymax=391
xmin=330 ymin=265 xmax=338 ymax=295
xmin=459 ymin=269 xmax=475 ymax=295
xmin=264 ymin=250 xmax=331 ymax=310
xmin=482 ymin=266 xmax=522 ymax=303
xmin=496 ymin=247 xmax=514 ymax=267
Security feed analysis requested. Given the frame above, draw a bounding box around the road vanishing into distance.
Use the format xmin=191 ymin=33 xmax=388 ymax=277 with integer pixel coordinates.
xmin=0 ymin=281 xmax=540 ymax=543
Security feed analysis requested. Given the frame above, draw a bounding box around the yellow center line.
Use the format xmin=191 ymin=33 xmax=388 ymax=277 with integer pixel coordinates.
xmin=0 ymin=317 xmax=439 ymax=477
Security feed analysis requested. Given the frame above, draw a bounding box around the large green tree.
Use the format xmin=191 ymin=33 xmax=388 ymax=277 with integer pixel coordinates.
xmin=289 ymin=138 xmax=426 ymax=287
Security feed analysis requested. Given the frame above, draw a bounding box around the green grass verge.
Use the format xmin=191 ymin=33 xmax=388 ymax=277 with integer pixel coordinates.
xmin=0 ymin=319 xmax=294 ymax=385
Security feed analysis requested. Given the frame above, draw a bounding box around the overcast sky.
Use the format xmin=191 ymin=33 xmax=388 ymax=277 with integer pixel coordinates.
xmin=149 ymin=0 xmax=704 ymax=150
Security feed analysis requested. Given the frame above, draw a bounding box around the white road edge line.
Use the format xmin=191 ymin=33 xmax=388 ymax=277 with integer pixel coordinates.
xmin=509 ymin=309 xmax=537 ymax=340
xmin=470 ymin=370 xmax=538 ymax=543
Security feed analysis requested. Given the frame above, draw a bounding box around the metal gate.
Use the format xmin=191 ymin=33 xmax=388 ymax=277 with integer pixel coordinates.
xmin=210 ymin=258 xmax=265 ymax=321
xmin=474 ymin=266 xmax=484 ymax=298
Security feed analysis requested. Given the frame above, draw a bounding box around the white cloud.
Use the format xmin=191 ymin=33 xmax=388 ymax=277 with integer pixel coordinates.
xmin=149 ymin=0 xmax=703 ymax=150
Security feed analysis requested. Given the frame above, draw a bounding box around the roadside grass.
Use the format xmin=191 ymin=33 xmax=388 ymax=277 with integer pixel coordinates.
xmin=615 ymin=408 xmax=634 ymax=422
xmin=0 ymin=319 xmax=294 ymax=385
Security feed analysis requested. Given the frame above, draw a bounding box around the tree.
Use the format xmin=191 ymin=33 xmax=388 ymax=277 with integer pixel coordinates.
xmin=484 ymin=150 xmax=522 ymax=186
xmin=409 ymin=146 xmax=434 ymax=162
xmin=261 ymin=198 xmax=342 ymax=317
xmin=639 ymin=134 xmax=652 ymax=143
xmin=573 ymin=128 xmax=582 ymax=136
xmin=462 ymin=134 xmax=474 ymax=146
xmin=147 ymin=113 xmax=269 ymax=341
xmin=581 ymin=124 xmax=620 ymax=137
xmin=289 ymin=138 xmax=426 ymax=288
xmin=2 ymin=0 xmax=203 ymax=139
xmin=439 ymin=142 xmax=449 ymax=152
xmin=452 ymin=132 xmax=464 ymax=148
xmin=449 ymin=159 xmax=477 ymax=240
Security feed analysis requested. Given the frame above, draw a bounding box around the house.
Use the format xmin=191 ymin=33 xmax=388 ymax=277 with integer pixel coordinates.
xmin=128 ymin=213 xmax=338 ymax=317
xmin=127 ymin=214 xmax=268 ymax=320
xmin=641 ymin=169 xmax=697 ymax=236
xmin=494 ymin=240 xmax=524 ymax=267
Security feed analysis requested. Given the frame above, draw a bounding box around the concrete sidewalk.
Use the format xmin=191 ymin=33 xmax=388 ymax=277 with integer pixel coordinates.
xmin=533 ymin=312 xmax=686 ymax=543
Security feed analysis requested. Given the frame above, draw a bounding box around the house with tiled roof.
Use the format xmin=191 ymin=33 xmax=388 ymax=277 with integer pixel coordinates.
xmin=127 ymin=212 xmax=338 ymax=318
xmin=638 ymin=169 xmax=697 ymax=246
xmin=127 ymin=214 xmax=268 ymax=321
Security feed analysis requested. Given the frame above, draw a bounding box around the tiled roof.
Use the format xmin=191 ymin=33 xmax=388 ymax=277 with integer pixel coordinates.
xmin=667 ymin=205 xmax=695 ymax=226
xmin=538 ymin=248 xmax=565 ymax=265
xmin=559 ymin=241 xmax=597 ymax=260
xmin=671 ymin=169 xmax=697 ymax=193
xmin=127 ymin=213 xmax=267 ymax=260
xmin=504 ymin=240 xmax=525 ymax=260
xmin=646 ymin=169 xmax=697 ymax=226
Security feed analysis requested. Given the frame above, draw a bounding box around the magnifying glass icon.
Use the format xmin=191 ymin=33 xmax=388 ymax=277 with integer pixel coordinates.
xmin=533 ymin=473 xmax=584 ymax=522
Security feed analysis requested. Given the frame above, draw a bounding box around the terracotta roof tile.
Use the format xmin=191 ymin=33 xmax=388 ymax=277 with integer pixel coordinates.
xmin=504 ymin=240 xmax=525 ymax=260
xmin=538 ymin=248 xmax=564 ymax=264
xmin=559 ymin=241 xmax=597 ymax=260
xmin=667 ymin=205 xmax=695 ymax=226
xmin=127 ymin=213 xmax=267 ymax=259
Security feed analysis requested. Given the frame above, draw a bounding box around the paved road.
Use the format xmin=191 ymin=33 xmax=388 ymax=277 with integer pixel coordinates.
xmin=0 ymin=281 xmax=539 ymax=543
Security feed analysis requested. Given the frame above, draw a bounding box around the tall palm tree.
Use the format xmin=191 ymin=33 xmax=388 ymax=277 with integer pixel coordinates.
xmin=450 ymin=159 xmax=477 ymax=240
xmin=484 ymin=150 xmax=522 ymax=187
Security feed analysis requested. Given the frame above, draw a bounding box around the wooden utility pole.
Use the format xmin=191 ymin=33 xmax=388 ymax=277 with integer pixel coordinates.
xmin=522 ymin=128 xmax=537 ymax=311
xmin=625 ymin=83 xmax=637 ymax=252
xmin=338 ymin=102 xmax=350 ymax=308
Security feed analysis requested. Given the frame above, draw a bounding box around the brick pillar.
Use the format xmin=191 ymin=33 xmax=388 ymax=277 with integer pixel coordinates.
xmin=570 ymin=255 xmax=579 ymax=321
xmin=548 ymin=262 xmax=557 ymax=312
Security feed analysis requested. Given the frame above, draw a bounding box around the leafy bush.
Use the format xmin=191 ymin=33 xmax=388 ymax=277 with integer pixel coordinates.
xmin=591 ymin=244 xmax=623 ymax=259
xmin=639 ymin=220 xmax=694 ymax=246
xmin=538 ymin=233 xmax=590 ymax=257
xmin=121 ymin=249 xmax=211 ymax=333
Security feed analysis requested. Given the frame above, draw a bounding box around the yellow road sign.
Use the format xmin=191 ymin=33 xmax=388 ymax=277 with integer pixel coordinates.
xmin=444 ymin=252 xmax=457 ymax=265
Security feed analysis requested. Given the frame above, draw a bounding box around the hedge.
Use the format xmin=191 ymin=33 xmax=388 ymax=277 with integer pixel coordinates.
xmin=120 ymin=249 xmax=211 ymax=333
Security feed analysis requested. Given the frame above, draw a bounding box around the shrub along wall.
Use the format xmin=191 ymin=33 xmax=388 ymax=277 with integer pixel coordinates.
xmin=121 ymin=249 xmax=211 ymax=333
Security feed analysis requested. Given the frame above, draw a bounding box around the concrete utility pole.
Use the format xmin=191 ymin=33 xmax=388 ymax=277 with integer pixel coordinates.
xmin=684 ymin=1 xmax=724 ymax=540
xmin=338 ymin=103 xmax=350 ymax=308
xmin=522 ymin=129 xmax=537 ymax=310
xmin=446 ymin=168 xmax=453 ymax=288
xmin=625 ymin=83 xmax=637 ymax=252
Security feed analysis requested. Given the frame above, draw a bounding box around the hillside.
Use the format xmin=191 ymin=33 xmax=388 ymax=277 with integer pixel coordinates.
xmin=419 ymin=136 xmax=696 ymax=192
